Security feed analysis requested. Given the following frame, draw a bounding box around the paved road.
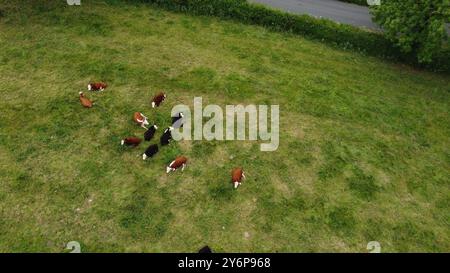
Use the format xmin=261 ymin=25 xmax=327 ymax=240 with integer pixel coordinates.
xmin=249 ymin=0 xmax=380 ymax=30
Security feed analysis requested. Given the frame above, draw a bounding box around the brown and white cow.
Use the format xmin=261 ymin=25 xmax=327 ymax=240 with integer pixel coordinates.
xmin=88 ymin=82 xmax=107 ymax=91
xmin=166 ymin=156 xmax=187 ymax=173
xmin=133 ymin=112 xmax=149 ymax=129
xmin=151 ymin=92 xmax=166 ymax=108
xmin=231 ymin=167 xmax=246 ymax=189
xmin=121 ymin=137 xmax=142 ymax=147
xmin=79 ymin=92 xmax=93 ymax=108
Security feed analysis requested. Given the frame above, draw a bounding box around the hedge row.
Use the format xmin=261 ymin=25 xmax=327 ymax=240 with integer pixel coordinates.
xmin=127 ymin=0 xmax=449 ymax=73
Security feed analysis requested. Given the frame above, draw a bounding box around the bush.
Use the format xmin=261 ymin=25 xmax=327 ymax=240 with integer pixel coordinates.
xmin=127 ymin=0 xmax=449 ymax=72
xmin=371 ymin=0 xmax=449 ymax=65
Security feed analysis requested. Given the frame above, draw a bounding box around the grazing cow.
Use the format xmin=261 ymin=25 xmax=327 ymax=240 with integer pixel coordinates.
xmin=87 ymin=82 xmax=107 ymax=91
xmin=121 ymin=137 xmax=142 ymax=147
xmin=160 ymin=127 xmax=173 ymax=146
xmin=151 ymin=92 xmax=166 ymax=108
xmin=166 ymin=156 xmax=187 ymax=173
xmin=231 ymin=167 xmax=245 ymax=189
xmin=142 ymin=144 xmax=159 ymax=160
xmin=79 ymin=92 xmax=93 ymax=108
xmin=171 ymin=112 xmax=184 ymax=128
xmin=144 ymin=125 xmax=158 ymax=141
xmin=133 ymin=112 xmax=149 ymax=129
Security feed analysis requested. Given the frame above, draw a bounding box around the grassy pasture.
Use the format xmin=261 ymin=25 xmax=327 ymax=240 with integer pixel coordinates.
xmin=0 ymin=0 xmax=449 ymax=252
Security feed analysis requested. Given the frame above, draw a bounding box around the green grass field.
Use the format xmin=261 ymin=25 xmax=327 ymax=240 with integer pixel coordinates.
xmin=0 ymin=0 xmax=449 ymax=252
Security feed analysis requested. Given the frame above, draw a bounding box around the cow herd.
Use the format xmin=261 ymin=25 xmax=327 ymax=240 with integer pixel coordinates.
xmin=79 ymin=82 xmax=246 ymax=188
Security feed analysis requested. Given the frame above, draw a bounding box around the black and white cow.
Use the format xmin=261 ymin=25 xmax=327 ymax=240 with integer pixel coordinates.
xmin=142 ymin=144 xmax=159 ymax=160
xmin=144 ymin=124 xmax=158 ymax=141
xmin=160 ymin=127 xmax=173 ymax=146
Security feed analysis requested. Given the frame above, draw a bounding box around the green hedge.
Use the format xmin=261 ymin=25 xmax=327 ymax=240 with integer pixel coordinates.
xmin=127 ymin=0 xmax=449 ymax=73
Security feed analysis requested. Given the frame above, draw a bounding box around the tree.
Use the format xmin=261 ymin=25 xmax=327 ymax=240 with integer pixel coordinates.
xmin=371 ymin=0 xmax=449 ymax=64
